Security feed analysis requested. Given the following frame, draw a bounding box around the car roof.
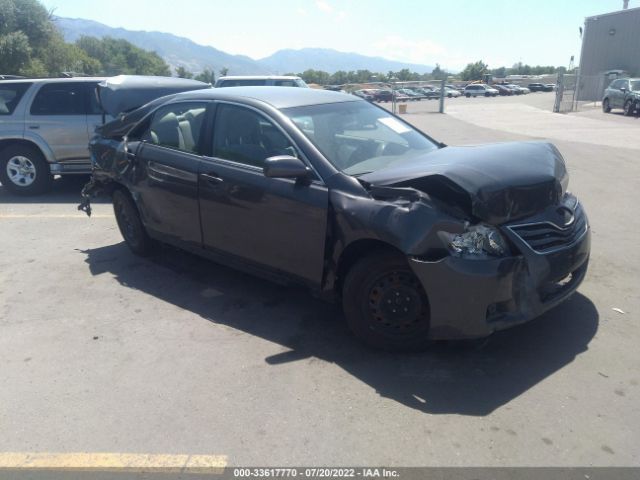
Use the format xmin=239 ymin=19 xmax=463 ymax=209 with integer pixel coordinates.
xmin=167 ymin=86 xmax=362 ymax=109
xmin=0 ymin=77 xmax=107 ymax=84
xmin=217 ymin=75 xmax=302 ymax=80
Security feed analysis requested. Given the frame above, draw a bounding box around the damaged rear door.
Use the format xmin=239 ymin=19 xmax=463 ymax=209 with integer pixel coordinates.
xmin=131 ymin=101 xmax=209 ymax=247
xmin=198 ymin=102 xmax=329 ymax=286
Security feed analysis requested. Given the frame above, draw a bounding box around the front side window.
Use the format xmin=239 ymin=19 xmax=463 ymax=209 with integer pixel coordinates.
xmin=0 ymin=83 xmax=32 ymax=115
xmin=213 ymin=104 xmax=298 ymax=167
xmin=30 ymin=83 xmax=86 ymax=115
xmin=145 ymin=102 xmax=207 ymax=153
xmin=283 ymin=100 xmax=438 ymax=175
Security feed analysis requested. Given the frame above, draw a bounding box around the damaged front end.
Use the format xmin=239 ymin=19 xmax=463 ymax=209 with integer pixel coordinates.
xmin=334 ymin=141 xmax=590 ymax=339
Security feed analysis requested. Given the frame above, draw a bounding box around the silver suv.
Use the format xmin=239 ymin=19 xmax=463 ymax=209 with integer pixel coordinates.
xmin=0 ymin=77 xmax=107 ymax=194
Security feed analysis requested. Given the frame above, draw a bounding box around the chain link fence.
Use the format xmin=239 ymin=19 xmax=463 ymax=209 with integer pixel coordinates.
xmin=340 ymin=80 xmax=450 ymax=114
xmin=554 ymin=73 xmax=607 ymax=113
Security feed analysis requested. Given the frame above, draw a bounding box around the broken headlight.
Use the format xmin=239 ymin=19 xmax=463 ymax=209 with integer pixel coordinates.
xmin=443 ymin=224 xmax=509 ymax=258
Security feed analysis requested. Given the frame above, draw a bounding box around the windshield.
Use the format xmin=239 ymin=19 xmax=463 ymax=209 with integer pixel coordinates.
xmin=283 ymin=101 xmax=438 ymax=176
xmin=631 ymin=80 xmax=640 ymax=91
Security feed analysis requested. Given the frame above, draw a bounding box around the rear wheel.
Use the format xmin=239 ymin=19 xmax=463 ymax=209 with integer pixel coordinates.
xmin=112 ymin=189 xmax=155 ymax=256
xmin=342 ymin=251 xmax=430 ymax=351
xmin=0 ymin=145 xmax=52 ymax=195
xmin=623 ymin=99 xmax=634 ymax=116
xmin=602 ymin=98 xmax=611 ymax=113
xmin=465 ymin=93 xmax=471 ymax=98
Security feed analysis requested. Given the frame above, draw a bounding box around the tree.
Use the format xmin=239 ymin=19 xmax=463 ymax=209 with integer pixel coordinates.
xmin=431 ymin=64 xmax=449 ymax=81
xmin=0 ymin=31 xmax=31 ymax=73
xmin=175 ymin=66 xmax=193 ymax=78
xmin=219 ymin=67 xmax=229 ymax=77
xmin=194 ymin=68 xmax=215 ymax=84
xmin=460 ymin=60 xmax=489 ymax=81
xmin=76 ymin=36 xmax=171 ymax=76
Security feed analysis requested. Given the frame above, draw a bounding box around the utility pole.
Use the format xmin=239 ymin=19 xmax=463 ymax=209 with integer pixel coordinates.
xmin=623 ymin=0 xmax=629 ymax=9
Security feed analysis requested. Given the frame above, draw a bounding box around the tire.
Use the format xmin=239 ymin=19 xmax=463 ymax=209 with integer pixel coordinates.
xmin=465 ymin=93 xmax=470 ymax=98
xmin=342 ymin=250 xmax=430 ymax=351
xmin=0 ymin=144 xmax=52 ymax=195
xmin=112 ymin=189 xmax=155 ymax=256
xmin=623 ymin=99 xmax=634 ymax=116
xmin=602 ymin=98 xmax=611 ymax=113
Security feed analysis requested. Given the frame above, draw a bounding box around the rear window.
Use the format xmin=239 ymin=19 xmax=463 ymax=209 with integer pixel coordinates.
xmin=0 ymin=83 xmax=32 ymax=115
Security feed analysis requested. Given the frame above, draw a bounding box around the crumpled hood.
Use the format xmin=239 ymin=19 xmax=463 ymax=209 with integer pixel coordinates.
xmin=359 ymin=141 xmax=569 ymax=225
xmin=97 ymin=75 xmax=210 ymax=117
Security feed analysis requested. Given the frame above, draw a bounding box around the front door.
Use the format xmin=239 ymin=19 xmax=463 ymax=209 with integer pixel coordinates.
xmin=198 ymin=103 xmax=329 ymax=286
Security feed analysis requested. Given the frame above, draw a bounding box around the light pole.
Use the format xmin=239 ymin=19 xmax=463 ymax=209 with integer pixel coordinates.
xmin=390 ymin=76 xmax=398 ymax=115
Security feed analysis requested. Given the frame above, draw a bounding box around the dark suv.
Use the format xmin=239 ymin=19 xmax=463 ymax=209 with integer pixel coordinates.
xmin=602 ymin=78 xmax=640 ymax=116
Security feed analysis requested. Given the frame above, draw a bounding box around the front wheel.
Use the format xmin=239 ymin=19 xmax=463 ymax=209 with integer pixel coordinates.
xmin=623 ymin=99 xmax=634 ymax=116
xmin=112 ymin=189 xmax=155 ymax=256
xmin=0 ymin=145 xmax=52 ymax=195
xmin=602 ymin=98 xmax=611 ymax=113
xmin=342 ymin=251 xmax=431 ymax=351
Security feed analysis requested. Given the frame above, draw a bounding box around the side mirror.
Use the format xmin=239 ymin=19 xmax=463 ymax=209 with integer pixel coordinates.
xmin=620 ymin=87 xmax=627 ymax=92
xmin=263 ymin=156 xmax=311 ymax=180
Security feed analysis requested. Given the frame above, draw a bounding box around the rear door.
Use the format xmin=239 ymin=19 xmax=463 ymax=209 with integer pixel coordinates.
xmin=198 ymin=102 xmax=329 ymax=286
xmin=610 ymin=80 xmax=625 ymax=108
xmin=26 ymin=82 xmax=91 ymax=162
xmin=130 ymin=101 xmax=209 ymax=247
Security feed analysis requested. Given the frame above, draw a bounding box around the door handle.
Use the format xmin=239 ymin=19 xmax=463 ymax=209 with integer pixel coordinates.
xmin=28 ymin=125 xmax=40 ymax=129
xmin=201 ymin=173 xmax=224 ymax=185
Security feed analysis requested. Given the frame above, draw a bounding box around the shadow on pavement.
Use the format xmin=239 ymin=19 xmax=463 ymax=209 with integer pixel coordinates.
xmin=0 ymin=176 xmax=109 ymax=204
xmin=82 ymin=242 xmax=599 ymax=416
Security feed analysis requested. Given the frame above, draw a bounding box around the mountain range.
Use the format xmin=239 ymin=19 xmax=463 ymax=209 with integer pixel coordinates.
xmin=55 ymin=17 xmax=434 ymax=77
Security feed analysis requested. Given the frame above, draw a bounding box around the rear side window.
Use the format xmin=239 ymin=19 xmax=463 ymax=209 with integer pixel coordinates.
xmin=0 ymin=83 xmax=32 ymax=115
xmin=30 ymin=83 xmax=87 ymax=115
xmin=145 ymin=102 xmax=208 ymax=154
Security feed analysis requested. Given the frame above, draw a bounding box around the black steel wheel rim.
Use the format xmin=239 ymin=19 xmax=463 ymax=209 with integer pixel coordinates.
xmin=367 ymin=270 xmax=428 ymax=335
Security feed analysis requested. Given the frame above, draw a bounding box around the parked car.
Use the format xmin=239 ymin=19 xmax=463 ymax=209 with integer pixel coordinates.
xmin=464 ymin=84 xmax=499 ymax=97
xmin=443 ymin=87 xmax=461 ymax=98
xmin=353 ymin=89 xmax=374 ymax=101
xmin=80 ymin=87 xmax=590 ymax=350
xmin=505 ymin=84 xmax=530 ymax=94
xmin=0 ymin=76 xmax=210 ymax=195
xmin=374 ymin=90 xmax=409 ymax=102
xmin=398 ymin=88 xmax=422 ymax=100
xmin=214 ymin=76 xmax=308 ymax=88
xmin=528 ymin=83 xmax=553 ymax=92
xmin=545 ymin=84 xmax=556 ymax=91
xmin=602 ymin=78 xmax=640 ymax=116
xmin=493 ymin=84 xmax=514 ymax=96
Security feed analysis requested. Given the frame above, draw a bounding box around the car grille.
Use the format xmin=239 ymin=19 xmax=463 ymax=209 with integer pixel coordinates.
xmin=507 ymin=204 xmax=588 ymax=254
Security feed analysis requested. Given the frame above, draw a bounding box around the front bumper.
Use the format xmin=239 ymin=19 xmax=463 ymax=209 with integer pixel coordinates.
xmin=409 ymin=223 xmax=591 ymax=340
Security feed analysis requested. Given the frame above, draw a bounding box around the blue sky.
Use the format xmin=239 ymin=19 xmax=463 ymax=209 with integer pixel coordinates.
xmin=43 ymin=0 xmax=630 ymax=70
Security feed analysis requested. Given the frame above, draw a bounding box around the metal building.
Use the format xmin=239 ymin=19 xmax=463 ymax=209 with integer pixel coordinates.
xmin=577 ymin=5 xmax=640 ymax=100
